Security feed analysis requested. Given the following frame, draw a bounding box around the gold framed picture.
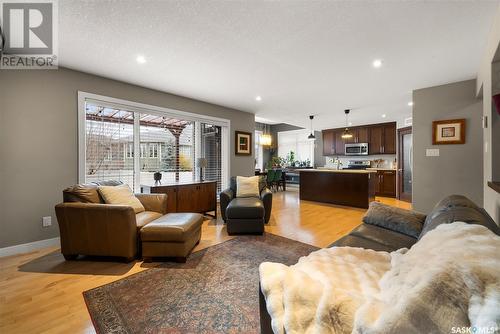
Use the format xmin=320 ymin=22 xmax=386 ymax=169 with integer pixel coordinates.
xmin=235 ymin=131 xmax=252 ymax=155
xmin=432 ymin=119 xmax=466 ymax=145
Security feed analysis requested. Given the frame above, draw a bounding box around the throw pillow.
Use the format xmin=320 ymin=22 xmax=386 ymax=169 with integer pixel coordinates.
xmin=63 ymin=184 xmax=101 ymax=203
xmin=362 ymin=201 xmax=426 ymax=238
xmin=236 ymin=176 xmax=260 ymax=198
xmin=98 ymin=184 xmax=145 ymax=214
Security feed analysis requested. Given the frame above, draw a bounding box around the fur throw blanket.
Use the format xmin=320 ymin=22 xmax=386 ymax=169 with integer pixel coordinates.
xmin=259 ymin=222 xmax=500 ymax=334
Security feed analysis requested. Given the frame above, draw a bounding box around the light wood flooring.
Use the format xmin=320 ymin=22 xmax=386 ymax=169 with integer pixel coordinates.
xmin=0 ymin=188 xmax=410 ymax=333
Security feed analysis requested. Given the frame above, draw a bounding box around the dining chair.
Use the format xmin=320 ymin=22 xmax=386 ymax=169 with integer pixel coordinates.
xmin=266 ymin=170 xmax=276 ymax=191
xmin=274 ymin=170 xmax=283 ymax=191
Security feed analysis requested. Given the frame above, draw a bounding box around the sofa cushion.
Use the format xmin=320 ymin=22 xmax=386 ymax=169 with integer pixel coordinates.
xmin=362 ymin=202 xmax=426 ymax=238
xmin=226 ymin=198 xmax=265 ymax=219
xmin=350 ymin=224 xmax=418 ymax=250
xmin=329 ymin=234 xmax=398 ymax=252
xmin=140 ymin=213 xmax=204 ymax=242
xmin=236 ymin=176 xmax=260 ymax=197
xmin=419 ymin=206 xmax=500 ymax=239
xmin=63 ymin=184 xmax=101 ymax=203
xmin=98 ymin=184 xmax=145 ymax=214
xmin=136 ymin=211 xmax=163 ymax=231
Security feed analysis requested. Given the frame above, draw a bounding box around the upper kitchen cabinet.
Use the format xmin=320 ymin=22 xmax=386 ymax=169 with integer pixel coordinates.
xmin=369 ymin=122 xmax=396 ymax=154
xmin=334 ymin=130 xmax=345 ymax=155
xmin=322 ymin=121 xmax=396 ymax=156
xmin=356 ymin=127 xmax=369 ymax=143
xmin=369 ymin=125 xmax=384 ymax=154
xmin=322 ymin=130 xmax=335 ymax=155
xmin=382 ymin=123 xmax=396 ymax=154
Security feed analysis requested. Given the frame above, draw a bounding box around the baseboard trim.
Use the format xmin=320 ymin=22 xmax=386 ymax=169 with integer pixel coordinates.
xmin=0 ymin=237 xmax=60 ymax=258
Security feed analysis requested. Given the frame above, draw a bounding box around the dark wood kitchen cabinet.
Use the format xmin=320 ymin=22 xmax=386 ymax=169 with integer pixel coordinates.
xmin=369 ymin=126 xmax=384 ymax=154
xmin=369 ymin=123 xmax=396 ymax=154
xmin=356 ymin=127 xmax=369 ymax=143
xmin=334 ymin=130 xmax=345 ymax=155
xmin=322 ymin=121 xmax=396 ymax=156
xmin=141 ymin=180 xmax=217 ymax=217
xmin=375 ymin=170 xmax=396 ymax=197
xmin=322 ymin=130 xmax=335 ymax=155
xmin=383 ymin=123 xmax=396 ymax=154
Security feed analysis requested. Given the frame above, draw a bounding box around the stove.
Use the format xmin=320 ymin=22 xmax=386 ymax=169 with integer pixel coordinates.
xmin=343 ymin=160 xmax=371 ymax=170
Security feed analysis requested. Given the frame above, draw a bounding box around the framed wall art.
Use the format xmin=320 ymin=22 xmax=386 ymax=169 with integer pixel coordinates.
xmin=432 ymin=119 xmax=466 ymax=145
xmin=235 ymin=131 xmax=252 ymax=155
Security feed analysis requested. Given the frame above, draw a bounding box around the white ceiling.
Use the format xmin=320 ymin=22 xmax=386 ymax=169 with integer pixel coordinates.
xmin=59 ymin=1 xmax=498 ymax=130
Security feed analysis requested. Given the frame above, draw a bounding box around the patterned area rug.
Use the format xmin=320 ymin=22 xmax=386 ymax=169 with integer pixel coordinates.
xmin=83 ymin=233 xmax=319 ymax=333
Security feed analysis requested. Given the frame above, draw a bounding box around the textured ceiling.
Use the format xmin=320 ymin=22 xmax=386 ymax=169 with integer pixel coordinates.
xmin=59 ymin=1 xmax=498 ymax=129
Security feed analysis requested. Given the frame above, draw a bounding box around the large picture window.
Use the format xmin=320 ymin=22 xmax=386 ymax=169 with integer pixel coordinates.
xmin=79 ymin=92 xmax=230 ymax=193
xmin=277 ymin=129 xmax=314 ymax=165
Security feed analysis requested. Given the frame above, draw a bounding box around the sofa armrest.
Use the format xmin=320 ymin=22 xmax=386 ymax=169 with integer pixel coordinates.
xmin=55 ymin=203 xmax=137 ymax=258
xmin=135 ymin=193 xmax=168 ymax=214
xmin=260 ymin=188 xmax=273 ymax=224
xmin=220 ymin=188 xmax=234 ymax=222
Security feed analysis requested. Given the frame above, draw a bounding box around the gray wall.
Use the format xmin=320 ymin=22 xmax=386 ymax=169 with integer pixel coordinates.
xmin=413 ymin=79 xmax=483 ymax=213
xmin=0 ymin=68 xmax=255 ymax=248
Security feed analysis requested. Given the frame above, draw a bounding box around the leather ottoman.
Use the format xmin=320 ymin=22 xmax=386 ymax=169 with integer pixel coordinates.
xmin=226 ymin=198 xmax=265 ymax=235
xmin=140 ymin=213 xmax=203 ymax=262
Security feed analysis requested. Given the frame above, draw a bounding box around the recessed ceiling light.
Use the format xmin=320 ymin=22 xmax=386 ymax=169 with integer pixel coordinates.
xmin=348 ymin=122 xmax=352 ymax=126
xmin=382 ymin=114 xmax=386 ymax=118
xmin=372 ymin=59 xmax=383 ymax=68
xmin=408 ymin=101 xmax=414 ymax=106
xmin=255 ymin=96 xmax=262 ymax=102
xmin=136 ymin=55 xmax=146 ymax=64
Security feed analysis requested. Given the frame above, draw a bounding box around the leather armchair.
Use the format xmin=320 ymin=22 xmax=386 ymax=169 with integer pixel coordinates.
xmin=55 ymin=182 xmax=168 ymax=262
xmin=220 ymin=179 xmax=272 ymax=224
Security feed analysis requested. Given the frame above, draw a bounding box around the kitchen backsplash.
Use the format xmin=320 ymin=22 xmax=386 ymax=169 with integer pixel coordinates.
xmin=324 ymin=155 xmax=396 ymax=169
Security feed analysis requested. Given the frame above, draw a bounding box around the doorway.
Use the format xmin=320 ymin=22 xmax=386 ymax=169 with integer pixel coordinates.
xmin=398 ymin=127 xmax=412 ymax=202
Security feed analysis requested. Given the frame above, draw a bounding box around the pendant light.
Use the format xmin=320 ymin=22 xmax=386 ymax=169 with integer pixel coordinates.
xmin=261 ymin=123 xmax=272 ymax=146
xmin=307 ymin=115 xmax=316 ymax=140
xmin=341 ymin=109 xmax=353 ymax=139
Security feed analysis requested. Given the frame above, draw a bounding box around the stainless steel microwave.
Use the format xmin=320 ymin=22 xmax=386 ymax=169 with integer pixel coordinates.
xmin=345 ymin=143 xmax=369 ymax=156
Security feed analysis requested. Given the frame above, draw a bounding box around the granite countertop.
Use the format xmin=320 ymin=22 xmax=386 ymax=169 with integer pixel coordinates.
xmin=299 ymin=168 xmax=377 ymax=174
xmin=366 ymin=167 xmax=397 ymax=171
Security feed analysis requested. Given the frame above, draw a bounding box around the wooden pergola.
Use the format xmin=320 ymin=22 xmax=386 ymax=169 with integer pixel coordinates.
xmin=86 ymin=106 xmax=190 ymax=181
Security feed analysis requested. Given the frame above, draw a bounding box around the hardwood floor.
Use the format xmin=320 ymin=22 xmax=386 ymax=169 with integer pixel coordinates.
xmin=0 ymin=189 xmax=410 ymax=333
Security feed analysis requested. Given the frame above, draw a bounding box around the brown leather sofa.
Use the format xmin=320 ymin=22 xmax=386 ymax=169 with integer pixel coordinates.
xmin=55 ymin=181 xmax=167 ymax=262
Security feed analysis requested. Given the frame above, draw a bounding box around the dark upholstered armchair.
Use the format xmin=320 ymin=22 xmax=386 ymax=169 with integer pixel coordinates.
xmin=220 ymin=176 xmax=272 ymax=234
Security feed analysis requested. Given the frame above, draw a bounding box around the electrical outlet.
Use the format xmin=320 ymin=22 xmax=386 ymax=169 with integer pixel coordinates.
xmin=426 ymin=149 xmax=440 ymax=157
xmin=42 ymin=216 xmax=52 ymax=227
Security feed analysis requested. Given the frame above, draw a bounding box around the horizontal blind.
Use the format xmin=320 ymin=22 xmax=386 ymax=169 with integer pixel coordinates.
xmin=83 ymin=97 xmax=227 ymax=194
xmin=85 ymin=103 xmax=135 ymax=189
xmin=201 ymin=123 xmax=222 ymax=192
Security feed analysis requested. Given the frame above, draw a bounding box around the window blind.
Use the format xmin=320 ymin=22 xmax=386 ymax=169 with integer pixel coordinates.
xmin=82 ymin=97 xmax=227 ymax=193
xmin=85 ymin=104 xmax=135 ymax=188
xmin=200 ymin=123 xmax=222 ymax=192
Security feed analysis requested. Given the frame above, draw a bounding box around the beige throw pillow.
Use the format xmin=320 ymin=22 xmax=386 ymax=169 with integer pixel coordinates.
xmin=236 ymin=176 xmax=260 ymax=198
xmin=98 ymin=184 xmax=145 ymax=214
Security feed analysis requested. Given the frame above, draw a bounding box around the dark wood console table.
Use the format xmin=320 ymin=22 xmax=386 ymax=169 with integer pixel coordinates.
xmin=141 ymin=180 xmax=217 ymax=218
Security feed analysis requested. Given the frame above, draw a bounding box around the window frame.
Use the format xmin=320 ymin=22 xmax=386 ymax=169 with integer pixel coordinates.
xmin=78 ymin=91 xmax=231 ymax=191
xmin=254 ymin=130 xmax=264 ymax=171
xmin=277 ymin=129 xmax=315 ymax=165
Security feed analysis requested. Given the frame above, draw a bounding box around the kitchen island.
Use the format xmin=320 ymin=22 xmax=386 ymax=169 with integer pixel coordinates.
xmin=299 ymin=169 xmax=377 ymax=208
